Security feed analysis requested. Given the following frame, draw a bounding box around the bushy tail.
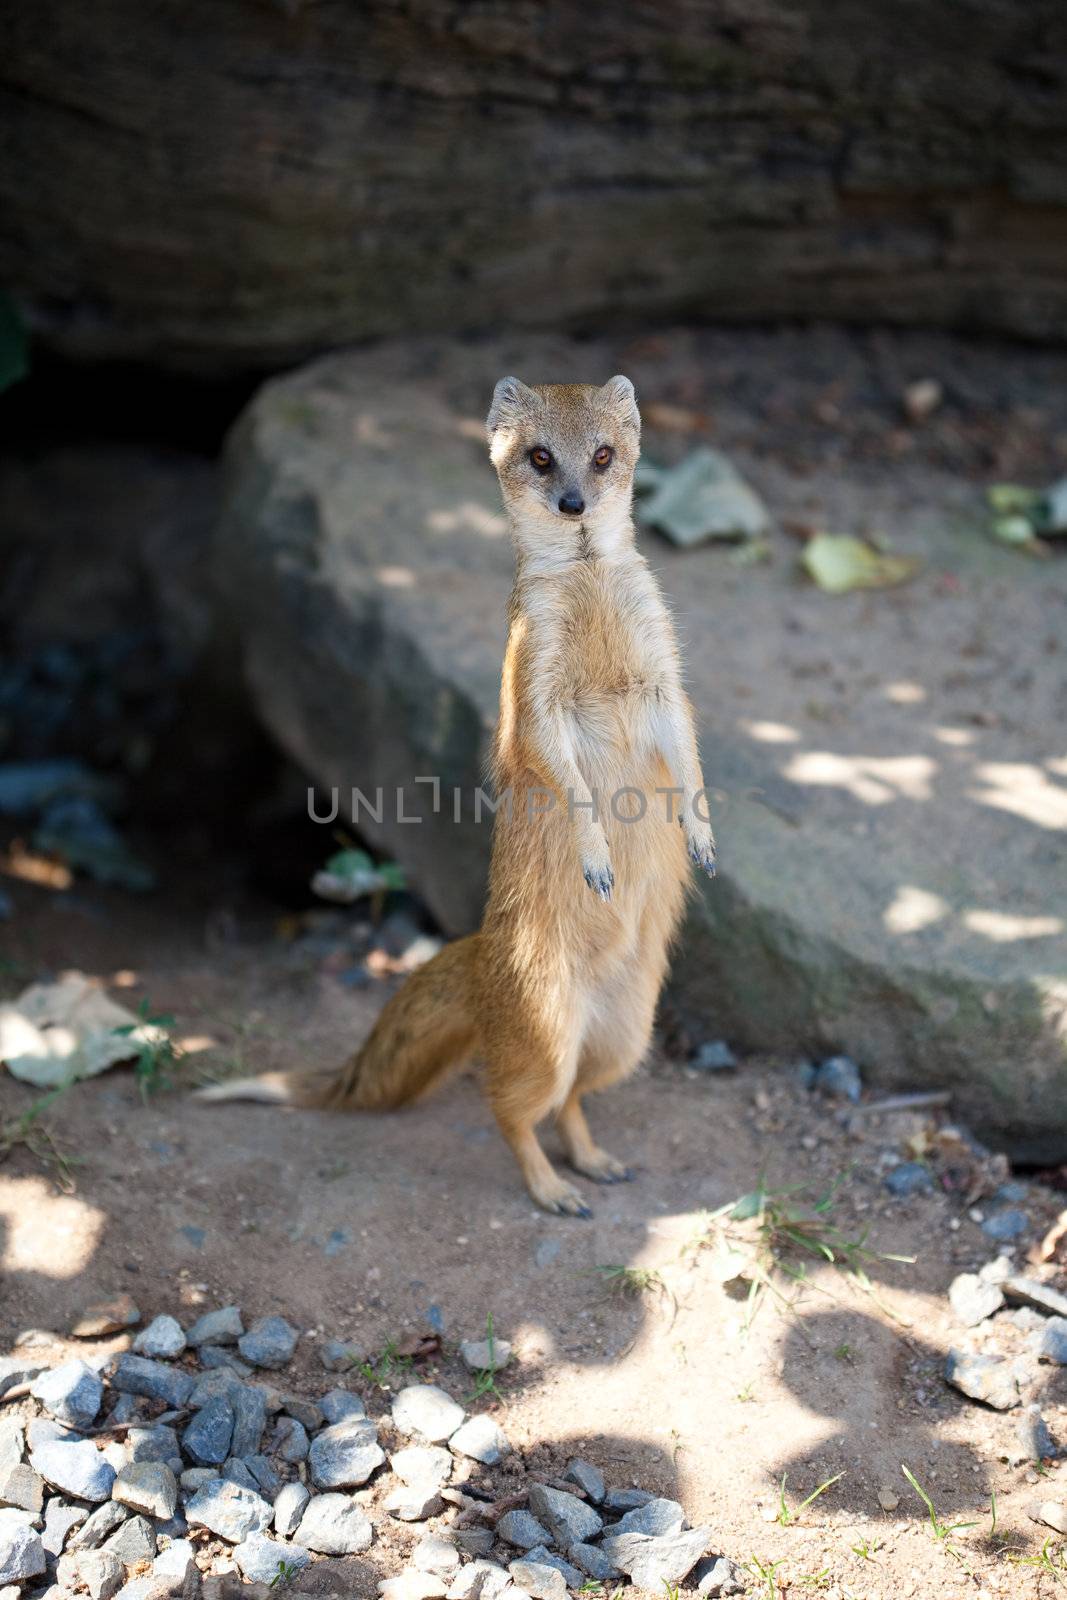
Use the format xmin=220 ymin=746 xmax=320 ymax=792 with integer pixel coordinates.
xmin=195 ymin=934 xmax=481 ymax=1112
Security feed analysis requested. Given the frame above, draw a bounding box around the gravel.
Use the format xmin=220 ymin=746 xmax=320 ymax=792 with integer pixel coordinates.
xmin=272 ymin=1415 xmax=310 ymax=1462
xmin=0 ymin=1522 xmax=45 ymax=1585
xmin=101 ymin=1514 xmax=157 ymax=1565
xmin=569 ymin=1541 xmax=621 ymax=1580
xmin=237 ymin=1316 xmax=299 ymax=1369
xmin=133 ymin=1316 xmax=186 ymax=1360
xmin=319 ymin=1338 xmax=362 ymax=1372
xmin=1004 ymin=1277 xmax=1067 ymax=1318
xmin=528 ymin=1483 xmax=603 ymax=1545
xmin=393 ymin=1385 xmax=466 ymax=1443
xmin=30 ymin=1360 xmax=102 ymax=1429
xmin=414 ymin=1535 xmax=461 ymax=1575
xmin=459 ymin=1339 xmax=512 ymax=1373
xmin=496 ymin=1510 xmax=551 ymax=1550
xmin=384 ymin=1483 xmax=446 ymax=1521
xmin=507 ymin=1557 xmax=567 ymax=1600
xmin=695 ymin=1555 xmax=746 ymax=1595
xmin=614 ymin=1497 xmax=685 ymax=1537
xmin=182 ymin=1394 xmax=234 ymax=1465
xmin=320 ymin=1389 xmax=367 ymax=1425
xmin=601 ymin=1525 xmax=712 ymax=1587
xmin=981 ymin=1209 xmax=1029 ymax=1241
xmin=0 ymin=1464 xmax=43 ymax=1516
xmin=273 ymin=1481 xmax=310 ymax=1537
xmin=944 ymin=1348 xmax=1026 ymax=1409
xmin=1015 ymin=1405 xmax=1058 ymax=1463
xmin=522 ymin=1548 xmax=584 ymax=1587
xmin=1038 ymin=1317 xmax=1067 ymax=1364
xmin=948 ymin=1273 xmax=1005 ymax=1327
xmin=68 ymin=1502 xmax=129 ymax=1551
xmin=884 ymin=1162 xmax=934 ymax=1198
xmin=564 ymin=1459 xmax=604 ymax=1503
xmin=41 ymin=1495 xmax=89 ymax=1555
xmin=230 ymin=1385 xmax=269 ymax=1457
xmin=603 ymin=1487 xmax=653 ymax=1511
xmin=293 ymin=1492 xmax=373 ymax=1554
xmin=186 ymin=1306 xmax=244 ymax=1346
xmin=30 ymin=1439 xmax=116 ymax=1502
xmin=309 ymin=1419 xmax=385 ymax=1489
xmin=448 ymin=1414 xmax=509 ymax=1465
xmin=391 ymin=1445 xmax=453 ymax=1488
xmin=57 ymin=1549 xmax=124 ymax=1600
xmin=109 ymin=1355 xmax=194 ymax=1410
xmin=234 ymin=1531 xmax=311 ymax=1583
xmin=112 ymin=1462 xmax=179 ymax=1521
xmin=185 ymin=1479 xmax=274 ymax=1541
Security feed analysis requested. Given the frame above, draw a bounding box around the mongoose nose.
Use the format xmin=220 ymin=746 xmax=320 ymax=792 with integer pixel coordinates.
xmin=558 ymin=491 xmax=585 ymax=516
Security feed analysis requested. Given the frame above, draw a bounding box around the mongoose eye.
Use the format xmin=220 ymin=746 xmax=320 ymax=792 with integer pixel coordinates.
xmin=529 ymin=447 xmax=553 ymax=472
xmin=593 ymin=445 xmax=614 ymax=470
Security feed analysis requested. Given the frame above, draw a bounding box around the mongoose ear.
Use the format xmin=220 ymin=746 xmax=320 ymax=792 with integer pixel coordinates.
xmin=601 ymin=374 xmax=640 ymax=435
xmin=487 ymin=375 xmax=536 ymax=440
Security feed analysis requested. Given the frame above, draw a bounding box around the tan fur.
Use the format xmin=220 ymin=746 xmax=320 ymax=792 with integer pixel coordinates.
xmin=198 ymin=376 xmax=716 ymax=1215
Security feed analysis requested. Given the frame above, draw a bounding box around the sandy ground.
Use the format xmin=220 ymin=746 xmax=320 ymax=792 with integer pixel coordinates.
xmin=2 ymin=872 xmax=1066 ymax=1600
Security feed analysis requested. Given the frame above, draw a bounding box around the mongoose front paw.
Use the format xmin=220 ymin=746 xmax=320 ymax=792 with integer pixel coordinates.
xmin=687 ymin=834 xmax=717 ymax=878
xmin=583 ymin=862 xmax=615 ymax=901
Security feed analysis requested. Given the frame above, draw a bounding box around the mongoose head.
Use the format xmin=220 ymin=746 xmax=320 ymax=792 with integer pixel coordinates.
xmin=486 ymin=376 xmax=640 ymax=564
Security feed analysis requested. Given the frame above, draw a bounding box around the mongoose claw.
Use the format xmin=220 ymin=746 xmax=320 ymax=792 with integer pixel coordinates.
xmin=583 ymin=863 xmax=615 ymax=901
xmin=687 ymin=839 xmax=717 ymax=878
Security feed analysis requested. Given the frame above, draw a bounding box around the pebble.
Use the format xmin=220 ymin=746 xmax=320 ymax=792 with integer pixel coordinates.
xmin=525 ymin=1548 xmax=584 ymax=1587
xmin=112 ymin=1462 xmax=179 ymax=1521
xmin=0 ymin=1465 xmax=43 ymax=1516
xmin=309 ymin=1419 xmax=385 ymax=1489
xmin=108 ymin=1395 xmax=140 ymax=1426
xmin=380 ymin=1574 xmax=448 ymax=1600
xmin=320 ymin=1389 xmax=367 ymax=1425
xmin=603 ymin=1487 xmax=653 ymax=1512
xmin=186 ymin=1307 xmax=244 ymax=1347
xmin=245 ymin=1454 xmax=283 ymax=1499
xmin=185 ymin=1479 xmax=274 ymax=1542
xmin=694 ymin=1555 xmax=746 ymax=1596
xmin=948 ymin=1273 xmax=1005 ymax=1327
xmin=230 ymin=1385 xmax=269 ymax=1458
xmin=981 ymin=1209 xmax=1028 ymax=1242
xmin=109 ymin=1355 xmax=194 ymax=1410
xmin=222 ymin=1459 xmax=258 ymax=1491
xmin=0 ymin=1523 xmax=45 ymax=1586
xmin=393 ymin=1385 xmax=466 ymax=1443
xmin=273 ymin=1482 xmax=310 ymax=1538
xmin=31 ymin=1360 xmax=103 ymax=1429
xmin=564 ymin=1459 xmax=604 ymax=1503
xmin=182 ymin=1395 xmax=235 ymax=1465
xmin=101 ymin=1514 xmax=157 ymax=1565
xmin=615 ymin=1497 xmax=685 ymax=1537
xmin=507 ymin=1558 xmax=567 ymax=1600
xmin=460 ymin=1339 xmax=512 ymax=1374
xmin=282 ymin=1396 xmax=324 ymax=1432
xmin=1028 ymin=1501 xmax=1067 ymax=1535
xmin=877 ymin=1486 xmax=900 ymax=1512
xmin=68 ymin=1502 xmax=129 ymax=1551
xmin=601 ymin=1526 xmax=711 ymax=1588
xmin=1005 ymin=1277 xmax=1067 ymax=1319
xmin=319 ymin=1339 xmax=362 ymax=1372
xmin=133 ymin=1317 xmax=186 ymax=1361
xmin=384 ymin=1485 xmax=445 ymax=1522
xmin=233 ymin=1532 xmax=310 ymax=1584
xmin=449 ymin=1415 xmax=509 ymax=1466
xmin=41 ymin=1496 xmax=88 ymax=1555
xmin=198 ymin=1347 xmax=253 ymax=1377
xmin=413 ymin=1536 xmax=460 ymax=1575
xmin=569 ymin=1542 xmax=620 ymax=1580
xmin=71 ymin=1295 xmax=141 ymax=1338
xmin=944 ymin=1349 xmax=1024 ymax=1410
xmin=1015 ymin=1406 xmax=1057 ymax=1463
xmin=811 ymin=1055 xmax=862 ymax=1101
xmin=58 ymin=1549 xmax=124 ymax=1600
xmin=0 ymin=1423 xmax=21 ymax=1475
xmin=884 ymin=1162 xmax=933 ymax=1198
xmin=272 ymin=1416 xmax=309 ymax=1462
xmin=237 ymin=1317 xmax=299 ymax=1370
xmin=181 ymin=1468 xmax=219 ymax=1494
xmin=447 ymin=1561 xmax=510 ymax=1600
xmin=391 ymin=1446 xmax=453 ymax=1489
xmin=449 ymin=1530 xmax=494 ymax=1558
xmin=1038 ymin=1318 xmax=1067 ymax=1364
xmin=30 ymin=1440 xmax=116 ymax=1502
xmin=126 ymin=1426 xmax=180 ymax=1467
xmin=0 ymin=1359 xmax=45 ymax=1401
xmin=293 ymin=1492 xmax=373 ymax=1555
xmin=496 ymin=1510 xmax=551 ymax=1550
xmin=528 ymin=1483 xmax=603 ymax=1546
xmin=690 ymin=1040 xmax=738 ymax=1073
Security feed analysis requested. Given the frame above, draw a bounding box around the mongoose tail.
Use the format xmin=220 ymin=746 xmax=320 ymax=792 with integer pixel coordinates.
xmin=194 ymin=934 xmax=481 ymax=1112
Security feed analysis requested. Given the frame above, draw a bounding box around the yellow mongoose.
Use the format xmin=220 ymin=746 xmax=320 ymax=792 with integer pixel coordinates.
xmin=199 ymin=376 xmax=716 ymax=1215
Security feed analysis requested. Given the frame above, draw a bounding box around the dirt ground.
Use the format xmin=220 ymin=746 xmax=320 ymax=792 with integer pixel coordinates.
xmin=2 ymin=866 xmax=1066 ymax=1600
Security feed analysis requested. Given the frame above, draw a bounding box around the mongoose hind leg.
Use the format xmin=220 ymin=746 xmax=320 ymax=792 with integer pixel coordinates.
xmin=484 ymin=1036 xmax=592 ymax=1218
xmin=556 ymin=1088 xmax=633 ymax=1184
xmin=559 ymin=960 xmax=662 ymax=1182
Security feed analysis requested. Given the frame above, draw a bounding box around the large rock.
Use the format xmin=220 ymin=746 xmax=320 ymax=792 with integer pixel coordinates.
xmin=217 ymin=336 xmax=1067 ymax=1158
xmin=2 ymin=3 xmax=1066 ymax=370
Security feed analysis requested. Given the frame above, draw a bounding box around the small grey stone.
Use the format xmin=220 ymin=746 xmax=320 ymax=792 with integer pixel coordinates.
xmin=1039 ymin=1318 xmax=1067 ymax=1365
xmin=447 ymin=1560 xmax=510 ymax=1600
xmin=221 ymin=1458 xmax=258 ymax=1491
xmin=449 ymin=1414 xmax=509 ymax=1466
xmin=273 ymin=1482 xmax=310 ymax=1538
xmin=1028 ymin=1501 xmax=1067 ymax=1535
xmin=460 ymin=1340 xmax=512 ymax=1374
xmin=615 ymin=1497 xmax=684 ymax=1537
xmin=237 ymin=1317 xmax=299 ymax=1370
xmin=180 ymin=1467 xmax=218 ymax=1494
xmin=0 ymin=1465 xmax=43 ymax=1516
xmin=690 ymin=1040 xmax=738 ymax=1073
xmin=319 ymin=1339 xmax=361 ymax=1373
xmin=151 ymin=1539 xmax=196 ymax=1579
xmin=944 ymin=1348 xmax=1024 ymax=1409
xmin=185 ymin=1479 xmax=273 ymax=1542
xmin=234 ymin=1532 xmax=310 ymax=1584
xmin=496 ymin=1510 xmax=550 ymax=1550
xmin=982 ymin=1209 xmax=1029 ymax=1242
xmin=563 ymin=1460 xmax=604 ymax=1504
xmin=1015 ymin=1405 xmax=1058 ymax=1463
xmin=132 ymin=1317 xmax=186 ymax=1361
xmin=948 ymin=1273 xmax=1004 ymax=1327
xmin=694 ymin=1555 xmax=746 ymax=1596
xmin=0 ymin=1359 xmax=45 ymax=1401
xmin=245 ymin=1455 xmax=283 ymax=1498
xmin=602 ymin=1488 xmax=653 ymax=1512
xmin=282 ymin=1397 xmax=324 ymax=1432
xmin=528 ymin=1484 xmax=602 ymax=1546
xmin=272 ymin=1416 xmax=309 ymax=1462
xmin=811 ymin=1055 xmax=862 ymax=1101
xmin=379 ymin=1574 xmax=449 ymax=1600
xmin=186 ymin=1307 xmax=244 ymax=1347
xmin=68 ymin=1502 xmax=129 ymax=1552
xmin=28 ymin=1418 xmax=76 ymax=1451
xmin=393 ymin=1385 xmax=465 ymax=1443
xmin=523 ymin=1548 xmax=583 ymax=1588
xmin=30 ymin=1440 xmax=116 ymax=1502
xmin=979 ymin=1255 xmax=1014 ymax=1284
xmin=449 ymin=1529 xmax=494 ymax=1557
xmin=31 ymin=1361 xmax=102 ymax=1429
xmin=309 ymin=1419 xmax=385 ymax=1489
xmin=384 ymin=1485 xmax=445 ymax=1522
xmin=109 ymin=1355 xmax=193 ymax=1410
xmin=569 ymin=1543 xmax=620 ymax=1581
xmin=414 ymin=1536 xmax=460 ymax=1575
xmin=1007 ymin=1278 xmax=1067 ymax=1318
xmin=230 ymin=1385 xmax=269 ymax=1458
xmin=42 ymin=1497 xmax=89 ymax=1556
xmin=182 ymin=1395 xmax=234 ymax=1465
xmin=57 ymin=1549 xmax=124 ymax=1600
xmin=601 ymin=1526 xmax=711 ymax=1588
xmin=320 ymin=1389 xmax=367 ymax=1425
xmin=102 ymin=1514 xmax=157 ymax=1565
xmin=125 ymin=1426 xmax=180 ymax=1467
xmin=293 ymin=1492 xmax=373 ymax=1555
xmin=0 ymin=1422 xmax=23 ymax=1475
xmin=884 ymin=1162 xmax=933 ymax=1198
xmin=0 ymin=1522 xmax=45 ymax=1585
xmin=508 ymin=1558 xmax=566 ymax=1600
xmin=198 ymin=1347 xmax=253 ymax=1377
xmin=391 ymin=1445 xmax=452 ymax=1489
xmin=113 ymin=1462 xmax=179 ymax=1521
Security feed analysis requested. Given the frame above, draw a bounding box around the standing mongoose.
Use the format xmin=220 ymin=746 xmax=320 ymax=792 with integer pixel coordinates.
xmin=198 ymin=375 xmax=716 ymax=1215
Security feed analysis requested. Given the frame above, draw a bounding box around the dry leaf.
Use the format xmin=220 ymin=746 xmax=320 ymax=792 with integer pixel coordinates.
xmin=802 ymin=534 xmax=920 ymax=594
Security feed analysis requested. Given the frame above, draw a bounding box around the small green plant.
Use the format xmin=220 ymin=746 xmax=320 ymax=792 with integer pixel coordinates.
xmin=834 ymin=1342 xmax=854 ymax=1363
xmin=113 ymin=999 xmax=181 ymax=1101
xmin=797 ymin=1570 xmax=831 ymax=1589
xmin=900 ymin=1464 xmax=977 ymax=1565
xmin=736 ymin=1382 xmax=756 ymax=1403
xmin=0 ymin=1086 xmax=76 ymax=1191
xmin=748 ymin=1554 xmax=786 ymax=1598
xmin=467 ymin=1312 xmax=505 ymax=1406
xmin=1009 ymin=1536 xmax=1067 ymax=1582
xmin=661 ymin=1582 xmax=680 ymax=1600
xmin=270 ymin=1559 xmax=301 ymax=1588
xmin=595 ymin=1264 xmax=665 ymax=1300
xmin=850 ymin=1535 xmax=880 ymax=1560
xmin=359 ymin=1339 xmax=413 ymax=1390
xmin=775 ymin=1470 xmax=844 ymax=1527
